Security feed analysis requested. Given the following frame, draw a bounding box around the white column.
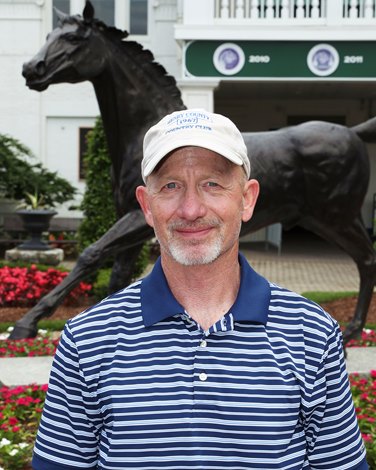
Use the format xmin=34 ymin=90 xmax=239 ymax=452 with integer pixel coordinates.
xmin=281 ymin=0 xmax=290 ymax=18
xmin=178 ymin=80 xmax=219 ymax=112
xmin=221 ymin=0 xmax=230 ymax=18
xmin=235 ymin=0 xmax=245 ymax=18
xmin=250 ymin=0 xmax=260 ymax=18
xmin=115 ymin=0 xmax=128 ymax=30
xmin=364 ymin=0 xmax=374 ymax=18
xmin=296 ymin=0 xmax=304 ymax=18
xmin=311 ymin=0 xmax=320 ymax=18
xmin=326 ymin=0 xmax=344 ymax=24
xmin=349 ymin=0 xmax=359 ymax=18
xmin=70 ymin=0 xmax=85 ymax=15
xmin=266 ymin=0 xmax=274 ymax=18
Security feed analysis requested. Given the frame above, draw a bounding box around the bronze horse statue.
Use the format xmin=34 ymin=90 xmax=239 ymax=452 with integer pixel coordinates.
xmin=14 ymin=1 xmax=376 ymax=345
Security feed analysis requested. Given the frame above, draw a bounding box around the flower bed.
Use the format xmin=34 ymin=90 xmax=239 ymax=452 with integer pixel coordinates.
xmin=0 ymin=384 xmax=47 ymax=470
xmin=0 ymin=265 xmax=91 ymax=307
xmin=349 ymin=371 xmax=376 ymax=468
xmin=346 ymin=328 xmax=376 ymax=347
xmin=0 ymin=329 xmax=59 ymax=358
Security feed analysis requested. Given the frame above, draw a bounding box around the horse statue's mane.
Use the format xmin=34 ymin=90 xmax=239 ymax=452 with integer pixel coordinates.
xmin=58 ymin=8 xmax=183 ymax=112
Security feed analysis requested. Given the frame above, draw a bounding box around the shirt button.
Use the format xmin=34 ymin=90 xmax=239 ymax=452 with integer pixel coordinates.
xmin=199 ymin=372 xmax=208 ymax=381
xmin=200 ymin=340 xmax=207 ymax=348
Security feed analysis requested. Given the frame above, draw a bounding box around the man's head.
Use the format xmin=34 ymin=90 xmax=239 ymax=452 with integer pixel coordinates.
xmin=141 ymin=109 xmax=251 ymax=182
xmin=136 ymin=109 xmax=259 ymax=267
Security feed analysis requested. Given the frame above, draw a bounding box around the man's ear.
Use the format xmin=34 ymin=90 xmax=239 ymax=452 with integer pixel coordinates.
xmin=242 ymin=179 xmax=260 ymax=223
xmin=135 ymin=185 xmax=154 ymax=228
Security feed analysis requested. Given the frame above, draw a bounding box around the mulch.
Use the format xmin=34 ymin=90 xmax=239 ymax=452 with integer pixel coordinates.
xmin=1 ymin=294 xmax=376 ymax=326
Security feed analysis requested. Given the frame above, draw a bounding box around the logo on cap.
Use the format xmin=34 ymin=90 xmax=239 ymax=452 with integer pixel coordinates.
xmin=213 ymin=43 xmax=245 ymax=76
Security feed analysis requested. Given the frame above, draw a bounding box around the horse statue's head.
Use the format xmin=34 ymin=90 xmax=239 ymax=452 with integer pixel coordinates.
xmin=22 ymin=1 xmax=127 ymax=90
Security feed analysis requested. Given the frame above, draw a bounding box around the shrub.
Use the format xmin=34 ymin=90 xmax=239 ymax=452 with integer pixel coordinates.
xmin=92 ymin=268 xmax=112 ymax=300
xmin=91 ymin=244 xmax=151 ymax=301
xmin=77 ymin=117 xmax=116 ymax=251
xmin=0 ymin=134 xmax=77 ymax=207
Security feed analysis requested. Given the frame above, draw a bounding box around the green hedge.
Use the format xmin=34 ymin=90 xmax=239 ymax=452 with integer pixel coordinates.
xmin=77 ymin=117 xmax=116 ymax=252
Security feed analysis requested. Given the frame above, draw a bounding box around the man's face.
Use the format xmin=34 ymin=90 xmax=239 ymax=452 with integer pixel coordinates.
xmin=136 ymin=147 xmax=259 ymax=266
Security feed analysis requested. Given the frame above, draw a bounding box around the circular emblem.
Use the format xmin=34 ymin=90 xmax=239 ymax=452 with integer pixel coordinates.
xmin=307 ymin=44 xmax=340 ymax=77
xmin=213 ymin=43 xmax=245 ymax=76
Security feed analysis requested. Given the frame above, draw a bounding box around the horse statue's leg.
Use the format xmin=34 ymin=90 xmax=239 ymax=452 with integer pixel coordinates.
xmin=109 ymin=247 xmax=144 ymax=294
xmin=9 ymin=210 xmax=153 ymax=340
xmin=300 ymin=215 xmax=376 ymax=345
xmin=340 ymin=218 xmax=376 ymax=344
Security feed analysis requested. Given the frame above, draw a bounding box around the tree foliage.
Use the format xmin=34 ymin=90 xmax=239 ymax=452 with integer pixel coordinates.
xmin=77 ymin=117 xmax=117 ymax=251
xmin=0 ymin=134 xmax=76 ymax=207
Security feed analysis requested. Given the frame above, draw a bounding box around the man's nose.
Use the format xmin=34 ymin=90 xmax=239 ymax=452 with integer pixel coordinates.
xmin=176 ymin=188 xmax=207 ymax=220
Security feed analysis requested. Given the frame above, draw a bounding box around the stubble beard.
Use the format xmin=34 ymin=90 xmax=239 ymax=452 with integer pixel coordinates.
xmin=156 ymin=218 xmax=241 ymax=266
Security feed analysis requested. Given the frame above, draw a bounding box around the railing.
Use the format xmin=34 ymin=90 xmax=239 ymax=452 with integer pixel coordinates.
xmin=214 ymin=0 xmax=376 ymax=20
xmin=343 ymin=0 xmax=376 ymax=18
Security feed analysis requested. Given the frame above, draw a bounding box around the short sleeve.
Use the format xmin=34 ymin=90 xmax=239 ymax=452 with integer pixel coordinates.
xmin=302 ymin=322 xmax=368 ymax=469
xmin=32 ymin=323 xmax=101 ymax=469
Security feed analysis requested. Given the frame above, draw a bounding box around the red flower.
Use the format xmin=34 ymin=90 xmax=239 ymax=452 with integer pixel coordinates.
xmin=362 ymin=433 xmax=373 ymax=442
xmin=0 ymin=266 xmax=92 ymax=307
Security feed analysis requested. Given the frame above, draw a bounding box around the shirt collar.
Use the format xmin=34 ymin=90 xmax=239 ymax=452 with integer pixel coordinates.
xmin=141 ymin=253 xmax=270 ymax=327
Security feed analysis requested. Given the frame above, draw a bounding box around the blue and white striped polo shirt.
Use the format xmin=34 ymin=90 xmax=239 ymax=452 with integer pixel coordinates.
xmin=32 ymin=254 xmax=368 ymax=470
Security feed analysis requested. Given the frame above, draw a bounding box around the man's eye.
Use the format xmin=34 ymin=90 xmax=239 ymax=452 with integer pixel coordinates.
xmin=164 ymin=182 xmax=177 ymax=189
xmin=206 ymin=182 xmax=219 ymax=187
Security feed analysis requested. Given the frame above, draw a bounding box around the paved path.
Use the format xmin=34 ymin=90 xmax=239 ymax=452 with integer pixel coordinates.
xmin=241 ymin=246 xmax=360 ymax=294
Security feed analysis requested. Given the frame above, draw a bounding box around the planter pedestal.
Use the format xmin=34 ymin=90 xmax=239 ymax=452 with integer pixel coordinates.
xmin=5 ymin=247 xmax=64 ymax=266
xmin=16 ymin=209 xmax=57 ymax=251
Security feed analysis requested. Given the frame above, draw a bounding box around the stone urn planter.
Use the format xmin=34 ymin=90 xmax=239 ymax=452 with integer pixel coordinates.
xmin=16 ymin=209 xmax=57 ymax=250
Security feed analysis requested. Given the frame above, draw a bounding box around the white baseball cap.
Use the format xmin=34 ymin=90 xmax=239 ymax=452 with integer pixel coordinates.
xmin=142 ymin=109 xmax=250 ymax=182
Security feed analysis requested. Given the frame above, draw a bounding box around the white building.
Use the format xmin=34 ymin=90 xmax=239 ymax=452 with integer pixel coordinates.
xmin=1 ymin=0 xmax=376 ymax=242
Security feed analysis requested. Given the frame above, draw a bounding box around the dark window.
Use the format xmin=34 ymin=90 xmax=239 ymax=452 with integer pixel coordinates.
xmin=52 ymin=0 xmax=70 ymax=29
xmin=90 ymin=0 xmax=115 ymax=26
xmin=79 ymin=127 xmax=92 ymax=180
xmin=130 ymin=0 xmax=148 ymax=35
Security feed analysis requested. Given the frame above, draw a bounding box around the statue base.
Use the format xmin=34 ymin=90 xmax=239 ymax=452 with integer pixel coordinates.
xmin=5 ymin=248 xmax=64 ymax=266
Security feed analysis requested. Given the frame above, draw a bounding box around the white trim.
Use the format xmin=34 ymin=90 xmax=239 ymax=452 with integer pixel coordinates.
xmin=175 ymin=24 xmax=376 ymax=41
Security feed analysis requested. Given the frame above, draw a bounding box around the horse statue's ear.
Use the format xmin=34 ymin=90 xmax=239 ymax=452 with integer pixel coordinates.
xmin=83 ymin=1 xmax=95 ymax=23
xmin=53 ymin=7 xmax=68 ymax=26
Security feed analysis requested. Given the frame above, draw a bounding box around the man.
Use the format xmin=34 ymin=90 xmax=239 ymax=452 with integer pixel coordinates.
xmin=32 ymin=109 xmax=368 ymax=470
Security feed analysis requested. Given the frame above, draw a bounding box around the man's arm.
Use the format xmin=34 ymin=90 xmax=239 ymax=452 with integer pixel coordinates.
xmin=32 ymin=323 xmax=101 ymax=469
xmin=302 ymin=322 xmax=369 ymax=469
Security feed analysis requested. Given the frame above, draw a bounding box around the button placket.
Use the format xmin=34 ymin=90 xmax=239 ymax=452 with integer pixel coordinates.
xmin=199 ymin=372 xmax=207 ymax=381
xmin=194 ymin=335 xmax=210 ymax=389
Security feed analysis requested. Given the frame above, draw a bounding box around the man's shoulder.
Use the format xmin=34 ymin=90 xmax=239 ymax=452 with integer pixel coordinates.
xmin=67 ymin=279 xmax=144 ymax=332
xmin=267 ymin=282 xmax=337 ymax=333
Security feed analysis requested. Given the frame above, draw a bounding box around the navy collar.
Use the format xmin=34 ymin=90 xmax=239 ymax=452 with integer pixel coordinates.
xmin=141 ymin=253 xmax=271 ymax=327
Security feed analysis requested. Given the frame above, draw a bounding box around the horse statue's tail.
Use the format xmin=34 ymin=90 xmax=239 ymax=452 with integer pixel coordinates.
xmin=351 ymin=116 xmax=376 ymax=142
